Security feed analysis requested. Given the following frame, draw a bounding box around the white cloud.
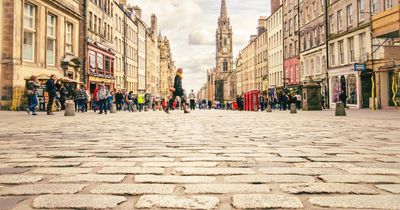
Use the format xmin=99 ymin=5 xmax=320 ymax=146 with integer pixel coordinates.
xmin=130 ymin=0 xmax=269 ymax=92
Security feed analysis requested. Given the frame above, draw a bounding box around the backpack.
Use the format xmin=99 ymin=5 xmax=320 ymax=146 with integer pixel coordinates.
xmin=98 ymin=88 xmax=108 ymax=99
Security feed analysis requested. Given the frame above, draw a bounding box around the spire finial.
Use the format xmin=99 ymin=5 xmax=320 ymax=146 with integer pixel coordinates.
xmin=220 ymin=0 xmax=227 ymax=18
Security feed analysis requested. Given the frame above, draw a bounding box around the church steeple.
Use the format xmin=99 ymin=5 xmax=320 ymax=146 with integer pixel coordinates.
xmin=220 ymin=0 xmax=228 ymax=18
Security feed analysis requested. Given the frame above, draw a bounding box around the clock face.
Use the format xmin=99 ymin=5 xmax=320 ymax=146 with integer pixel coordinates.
xmin=223 ymin=47 xmax=228 ymax=53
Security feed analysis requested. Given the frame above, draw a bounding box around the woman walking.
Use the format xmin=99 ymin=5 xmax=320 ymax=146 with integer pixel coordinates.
xmin=164 ymin=68 xmax=190 ymax=114
xmin=26 ymin=75 xmax=40 ymax=115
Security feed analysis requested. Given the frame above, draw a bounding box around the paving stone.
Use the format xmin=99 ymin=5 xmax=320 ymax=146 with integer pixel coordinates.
xmin=32 ymin=167 xmax=92 ymax=174
xmin=295 ymin=162 xmax=355 ymax=168
xmin=319 ymin=175 xmax=400 ymax=183
xmin=0 ymin=196 xmax=28 ymax=210
xmin=0 ymin=175 xmax=42 ymax=184
xmin=32 ymin=194 xmax=126 ymax=209
xmin=0 ymin=184 xmax=86 ymax=195
xmin=49 ymin=174 xmax=126 ymax=183
xmin=134 ymin=175 xmax=216 ymax=183
xmin=174 ymin=167 xmax=255 ymax=175
xmin=91 ymin=184 xmax=175 ymax=195
xmin=5 ymin=158 xmax=51 ymax=163
xmin=38 ymin=151 xmax=93 ymax=158
xmin=135 ymin=195 xmax=219 ymax=209
xmin=142 ymin=162 xmax=218 ymax=167
xmin=344 ymin=167 xmax=400 ymax=175
xmin=281 ymin=183 xmax=377 ymax=194
xmin=375 ymin=184 xmax=400 ymax=193
xmin=181 ymin=157 xmax=247 ymax=162
xmin=121 ymin=157 xmax=174 ymax=162
xmin=81 ymin=162 xmax=136 ymax=167
xmin=232 ymin=194 xmax=303 ymax=209
xmin=184 ymin=184 xmax=270 ymax=194
xmin=98 ymin=167 xmax=164 ymax=174
xmin=225 ymin=175 xmax=315 ymax=183
xmin=13 ymin=162 xmax=81 ymax=167
xmin=309 ymin=195 xmax=400 ymax=209
xmin=259 ymin=167 xmax=344 ymax=175
xmin=255 ymin=157 xmax=307 ymax=162
xmin=308 ymin=157 xmax=367 ymax=162
xmin=0 ymin=168 xmax=29 ymax=174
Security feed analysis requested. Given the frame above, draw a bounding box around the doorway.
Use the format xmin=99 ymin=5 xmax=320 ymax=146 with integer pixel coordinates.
xmin=361 ymin=71 xmax=372 ymax=108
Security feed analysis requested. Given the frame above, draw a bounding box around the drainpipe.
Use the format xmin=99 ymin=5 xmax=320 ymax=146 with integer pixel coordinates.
xmin=324 ymin=0 xmax=330 ymax=108
xmin=82 ymin=0 xmax=88 ymax=85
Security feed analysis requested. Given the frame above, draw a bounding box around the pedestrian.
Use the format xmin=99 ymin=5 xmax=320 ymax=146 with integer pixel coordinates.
xmin=107 ymin=91 xmax=114 ymax=111
xmin=164 ymin=68 xmax=190 ymax=114
xmin=75 ymin=87 xmax=86 ymax=112
xmin=339 ymin=90 xmax=347 ymax=107
xmin=45 ymin=74 xmax=58 ymax=115
xmin=97 ymin=81 xmax=109 ymax=114
xmin=295 ymin=93 xmax=302 ymax=110
xmin=125 ymin=91 xmax=134 ymax=112
xmin=138 ymin=91 xmax=145 ymax=112
xmin=321 ymin=93 xmax=326 ymax=109
xmin=59 ymin=84 xmax=67 ymax=110
xmin=26 ymin=75 xmax=40 ymax=115
xmin=92 ymin=85 xmax=99 ymax=112
xmin=189 ymin=89 xmax=196 ymax=110
xmin=116 ymin=90 xmax=123 ymax=111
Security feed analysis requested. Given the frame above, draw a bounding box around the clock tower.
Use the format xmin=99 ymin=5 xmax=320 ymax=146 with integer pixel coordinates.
xmin=215 ymin=0 xmax=233 ymax=102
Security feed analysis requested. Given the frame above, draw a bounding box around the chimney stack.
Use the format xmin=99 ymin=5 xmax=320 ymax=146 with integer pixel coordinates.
xmin=270 ymin=0 xmax=282 ymax=14
xmin=151 ymin=14 xmax=158 ymax=35
xmin=257 ymin=16 xmax=267 ymax=35
xmin=132 ymin=5 xmax=142 ymax=19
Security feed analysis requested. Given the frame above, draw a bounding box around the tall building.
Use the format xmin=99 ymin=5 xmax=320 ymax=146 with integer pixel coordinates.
xmin=159 ymin=35 xmax=175 ymax=99
xmin=146 ymin=15 xmax=160 ymax=97
xmin=124 ymin=6 xmax=139 ymax=93
xmin=135 ymin=6 xmax=147 ymax=92
xmin=328 ymin=0 xmax=400 ymax=109
xmin=86 ymin=0 xmax=115 ymax=93
xmin=113 ymin=2 xmax=126 ymax=91
xmin=283 ymin=0 xmax=301 ymax=90
xmin=267 ymin=2 xmax=284 ymax=96
xmin=299 ymin=0 xmax=326 ymax=99
xmin=0 ymin=0 xmax=82 ymax=109
xmin=214 ymin=0 xmax=234 ymax=102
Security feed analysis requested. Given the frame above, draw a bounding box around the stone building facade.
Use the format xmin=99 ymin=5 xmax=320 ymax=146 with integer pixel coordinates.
xmin=146 ymin=15 xmax=160 ymax=97
xmin=283 ymin=0 xmax=301 ymax=90
xmin=0 ymin=0 xmax=82 ymax=109
xmin=158 ymin=35 xmax=175 ymax=99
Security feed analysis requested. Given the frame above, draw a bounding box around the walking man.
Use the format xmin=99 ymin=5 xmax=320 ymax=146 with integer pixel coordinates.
xmin=189 ymin=90 xmax=196 ymax=110
xmin=45 ymin=74 xmax=58 ymax=115
xmin=97 ymin=81 xmax=109 ymax=114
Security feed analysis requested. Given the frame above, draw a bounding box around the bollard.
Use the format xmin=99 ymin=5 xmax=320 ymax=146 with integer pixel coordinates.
xmin=266 ymin=104 xmax=272 ymax=112
xmin=335 ymin=102 xmax=346 ymax=116
xmin=64 ymin=100 xmax=75 ymax=117
xmin=110 ymin=104 xmax=117 ymax=114
xmin=290 ymin=103 xmax=297 ymax=114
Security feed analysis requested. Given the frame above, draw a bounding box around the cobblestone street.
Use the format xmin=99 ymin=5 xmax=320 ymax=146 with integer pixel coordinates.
xmin=0 ymin=110 xmax=400 ymax=209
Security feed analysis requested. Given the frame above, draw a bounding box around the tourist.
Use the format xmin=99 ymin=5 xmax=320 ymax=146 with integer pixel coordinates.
xmin=59 ymin=84 xmax=67 ymax=110
xmin=107 ymin=91 xmax=114 ymax=111
xmin=115 ymin=90 xmax=124 ymax=111
xmin=295 ymin=93 xmax=302 ymax=110
xmin=189 ymin=89 xmax=196 ymax=110
xmin=125 ymin=91 xmax=134 ymax=112
xmin=138 ymin=91 xmax=145 ymax=112
xmin=97 ymin=82 xmax=109 ymax=114
xmin=75 ymin=87 xmax=86 ymax=112
xmin=164 ymin=68 xmax=190 ymax=114
xmin=45 ymin=74 xmax=58 ymax=115
xmin=26 ymin=75 xmax=40 ymax=115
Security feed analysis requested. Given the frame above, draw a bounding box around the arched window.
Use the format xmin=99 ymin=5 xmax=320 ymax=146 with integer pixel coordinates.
xmin=223 ymin=60 xmax=228 ymax=72
xmin=224 ymin=38 xmax=227 ymax=45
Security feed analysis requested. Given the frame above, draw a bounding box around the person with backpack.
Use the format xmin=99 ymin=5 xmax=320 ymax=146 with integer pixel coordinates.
xmin=164 ymin=68 xmax=190 ymax=114
xmin=97 ymin=81 xmax=109 ymax=114
xmin=26 ymin=75 xmax=40 ymax=115
xmin=45 ymin=74 xmax=58 ymax=115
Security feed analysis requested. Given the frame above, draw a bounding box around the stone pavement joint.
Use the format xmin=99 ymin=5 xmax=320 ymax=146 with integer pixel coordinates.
xmin=280 ymin=183 xmax=378 ymax=194
xmin=49 ymin=174 xmax=126 ymax=183
xmin=91 ymin=184 xmax=175 ymax=195
xmin=183 ymin=184 xmax=271 ymax=194
xmin=375 ymin=184 xmax=400 ymax=194
xmin=134 ymin=175 xmax=216 ymax=184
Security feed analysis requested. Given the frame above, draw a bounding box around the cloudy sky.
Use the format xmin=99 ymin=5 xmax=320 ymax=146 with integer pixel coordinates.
xmin=130 ymin=0 xmax=271 ymax=92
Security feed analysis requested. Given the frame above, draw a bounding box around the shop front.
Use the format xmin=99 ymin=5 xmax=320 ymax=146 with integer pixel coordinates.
xmin=376 ymin=64 xmax=400 ymax=108
xmin=87 ymin=43 xmax=115 ymax=95
xmin=329 ymin=65 xmax=361 ymax=109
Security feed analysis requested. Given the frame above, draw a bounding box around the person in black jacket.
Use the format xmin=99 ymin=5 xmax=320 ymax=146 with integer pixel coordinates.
xmin=45 ymin=74 xmax=58 ymax=115
xmin=164 ymin=68 xmax=189 ymax=114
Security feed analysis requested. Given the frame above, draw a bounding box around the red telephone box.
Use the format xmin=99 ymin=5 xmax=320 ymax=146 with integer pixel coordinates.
xmin=244 ymin=90 xmax=260 ymax=111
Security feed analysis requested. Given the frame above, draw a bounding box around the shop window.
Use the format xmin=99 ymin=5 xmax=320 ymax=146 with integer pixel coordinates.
xmin=105 ymin=57 xmax=111 ymax=73
xmin=347 ymin=74 xmax=357 ymax=104
xmin=332 ymin=76 xmax=341 ymax=103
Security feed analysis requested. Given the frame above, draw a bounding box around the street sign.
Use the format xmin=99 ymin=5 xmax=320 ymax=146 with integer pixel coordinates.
xmin=354 ymin=63 xmax=366 ymax=71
